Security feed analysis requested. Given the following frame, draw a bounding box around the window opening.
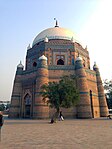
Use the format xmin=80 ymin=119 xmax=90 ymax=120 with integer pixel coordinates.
xmin=33 ymin=62 xmax=37 ymax=67
xmin=57 ymin=59 xmax=64 ymax=65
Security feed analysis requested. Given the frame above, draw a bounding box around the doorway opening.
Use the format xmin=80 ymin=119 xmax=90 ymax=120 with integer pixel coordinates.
xmin=90 ymin=90 xmax=94 ymax=118
xmin=24 ymin=94 xmax=31 ymax=118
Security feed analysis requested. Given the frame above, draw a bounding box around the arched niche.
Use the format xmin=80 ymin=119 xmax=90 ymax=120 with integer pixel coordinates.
xmin=57 ymin=59 xmax=64 ymax=65
xmin=24 ymin=93 xmax=32 ymax=118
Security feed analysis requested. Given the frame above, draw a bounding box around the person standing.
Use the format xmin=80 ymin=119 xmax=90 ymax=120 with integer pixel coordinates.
xmin=59 ymin=111 xmax=64 ymax=121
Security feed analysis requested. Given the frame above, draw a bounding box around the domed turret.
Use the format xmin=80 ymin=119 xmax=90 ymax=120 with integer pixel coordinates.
xmin=94 ymin=62 xmax=108 ymax=117
xmin=9 ymin=62 xmax=23 ymax=118
xmin=34 ymin=55 xmax=49 ymax=118
xmin=71 ymin=36 xmax=75 ymax=43
xmin=44 ymin=36 xmax=49 ymax=42
xmin=17 ymin=61 xmax=24 ymax=69
xmin=93 ymin=62 xmax=98 ymax=70
xmin=75 ymin=56 xmax=83 ymax=70
xmin=39 ymin=55 xmax=47 ymax=61
xmin=38 ymin=55 xmax=48 ymax=66
xmin=75 ymin=56 xmax=82 ymax=61
xmin=27 ymin=44 xmax=31 ymax=50
xmin=75 ymin=56 xmax=92 ymax=118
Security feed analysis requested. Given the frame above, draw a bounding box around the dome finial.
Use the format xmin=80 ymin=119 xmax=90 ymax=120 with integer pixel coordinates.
xmin=27 ymin=44 xmax=31 ymax=50
xmin=71 ymin=36 xmax=75 ymax=43
xmin=54 ymin=18 xmax=59 ymax=27
xmin=17 ymin=60 xmax=24 ymax=68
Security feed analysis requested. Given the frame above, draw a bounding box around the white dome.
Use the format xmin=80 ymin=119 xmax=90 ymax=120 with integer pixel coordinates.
xmin=76 ymin=56 xmax=82 ymax=61
xmin=39 ymin=55 xmax=47 ymax=61
xmin=93 ymin=62 xmax=98 ymax=69
xmin=44 ymin=36 xmax=49 ymax=42
xmin=32 ymin=27 xmax=79 ymax=46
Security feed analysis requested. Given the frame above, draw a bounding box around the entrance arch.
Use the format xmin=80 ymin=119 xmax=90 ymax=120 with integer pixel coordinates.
xmin=24 ymin=94 xmax=32 ymax=118
xmin=90 ymin=90 xmax=94 ymax=118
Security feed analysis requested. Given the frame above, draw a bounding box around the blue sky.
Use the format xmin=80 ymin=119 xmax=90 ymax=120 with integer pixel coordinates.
xmin=0 ymin=0 xmax=112 ymax=100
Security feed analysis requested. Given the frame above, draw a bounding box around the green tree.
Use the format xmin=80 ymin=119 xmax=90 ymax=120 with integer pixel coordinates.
xmin=104 ymin=79 xmax=112 ymax=109
xmin=0 ymin=104 xmax=5 ymax=111
xmin=40 ymin=75 xmax=80 ymax=120
xmin=5 ymin=103 xmax=10 ymax=111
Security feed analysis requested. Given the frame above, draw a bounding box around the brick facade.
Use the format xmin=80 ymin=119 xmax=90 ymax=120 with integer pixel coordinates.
xmin=9 ymin=28 xmax=108 ymax=119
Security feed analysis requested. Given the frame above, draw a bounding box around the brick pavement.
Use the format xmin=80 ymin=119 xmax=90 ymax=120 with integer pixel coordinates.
xmin=0 ymin=118 xmax=112 ymax=149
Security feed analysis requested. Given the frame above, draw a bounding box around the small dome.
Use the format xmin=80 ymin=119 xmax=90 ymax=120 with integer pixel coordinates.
xmin=17 ymin=61 xmax=24 ymax=68
xmin=71 ymin=37 xmax=75 ymax=43
xmin=93 ymin=62 xmax=98 ymax=69
xmin=75 ymin=56 xmax=82 ymax=61
xmin=44 ymin=36 xmax=48 ymax=42
xmin=32 ymin=27 xmax=80 ymax=46
xmin=27 ymin=44 xmax=31 ymax=50
xmin=39 ymin=55 xmax=47 ymax=61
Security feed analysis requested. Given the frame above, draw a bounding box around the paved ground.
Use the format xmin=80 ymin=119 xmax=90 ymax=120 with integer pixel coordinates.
xmin=0 ymin=117 xmax=112 ymax=149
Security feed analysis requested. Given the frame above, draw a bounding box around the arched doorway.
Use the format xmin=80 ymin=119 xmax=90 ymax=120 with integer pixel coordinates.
xmin=90 ymin=90 xmax=94 ymax=118
xmin=24 ymin=94 xmax=31 ymax=118
xmin=57 ymin=59 xmax=64 ymax=65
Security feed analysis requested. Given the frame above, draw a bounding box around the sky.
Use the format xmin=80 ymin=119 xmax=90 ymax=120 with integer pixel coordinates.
xmin=0 ymin=0 xmax=112 ymax=101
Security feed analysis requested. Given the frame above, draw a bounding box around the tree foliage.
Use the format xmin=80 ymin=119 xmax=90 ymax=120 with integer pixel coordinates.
xmin=104 ymin=79 xmax=112 ymax=109
xmin=40 ymin=75 xmax=80 ymax=113
xmin=5 ymin=103 xmax=10 ymax=111
xmin=0 ymin=104 xmax=5 ymax=111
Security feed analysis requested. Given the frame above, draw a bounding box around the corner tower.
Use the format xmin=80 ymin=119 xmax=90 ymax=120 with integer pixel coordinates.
xmin=93 ymin=63 xmax=108 ymax=117
xmin=34 ymin=55 xmax=49 ymax=118
xmin=9 ymin=61 xmax=23 ymax=118
xmin=75 ymin=57 xmax=92 ymax=118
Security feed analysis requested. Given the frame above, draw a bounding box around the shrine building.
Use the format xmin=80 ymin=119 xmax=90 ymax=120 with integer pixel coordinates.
xmin=9 ymin=21 xmax=108 ymax=119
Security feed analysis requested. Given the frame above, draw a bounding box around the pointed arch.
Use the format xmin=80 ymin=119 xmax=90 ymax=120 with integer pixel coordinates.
xmin=90 ymin=90 xmax=94 ymax=118
xmin=57 ymin=59 xmax=64 ymax=65
xmin=23 ymin=90 xmax=32 ymax=100
xmin=22 ymin=90 xmax=32 ymax=118
xmin=24 ymin=93 xmax=31 ymax=105
xmin=33 ymin=62 xmax=37 ymax=67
